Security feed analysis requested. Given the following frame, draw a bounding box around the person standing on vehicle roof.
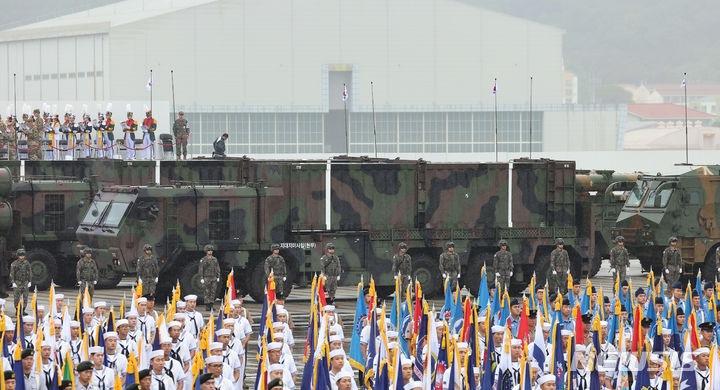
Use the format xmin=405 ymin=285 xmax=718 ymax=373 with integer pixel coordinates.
xmin=439 ymin=242 xmax=460 ymax=290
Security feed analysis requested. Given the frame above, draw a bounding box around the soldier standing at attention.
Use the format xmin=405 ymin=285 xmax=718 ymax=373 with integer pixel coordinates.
xmin=141 ymin=110 xmax=157 ymax=160
xmin=76 ymin=248 xmax=99 ymax=299
xmin=663 ymin=237 xmax=682 ymax=287
xmin=122 ymin=110 xmax=137 ymax=160
xmin=104 ymin=110 xmax=115 ymax=159
xmin=199 ymin=244 xmax=220 ymax=312
xmin=264 ymin=244 xmax=287 ymax=295
xmin=9 ymin=249 xmax=31 ymax=314
xmin=550 ymin=238 xmax=570 ymax=295
xmin=493 ymin=240 xmax=513 ymax=295
xmin=392 ymin=242 xmax=412 ymax=293
xmin=172 ymin=111 xmax=189 ymax=160
xmin=28 ymin=109 xmax=43 ymax=161
xmin=439 ymin=242 xmax=460 ymax=290
xmin=609 ymin=236 xmax=630 ymax=284
xmin=136 ymin=244 xmax=159 ymax=299
xmin=321 ymin=243 xmax=342 ymax=300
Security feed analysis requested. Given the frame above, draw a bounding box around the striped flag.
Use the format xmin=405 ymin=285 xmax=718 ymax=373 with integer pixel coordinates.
xmin=492 ymin=80 xmax=497 ymax=95
xmin=342 ymin=85 xmax=349 ymax=101
xmin=681 ymin=75 xmax=686 ymax=88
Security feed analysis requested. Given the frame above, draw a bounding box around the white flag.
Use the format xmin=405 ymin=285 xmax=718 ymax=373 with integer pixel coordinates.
xmin=681 ymin=76 xmax=686 ymax=88
xmin=145 ymin=73 xmax=153 ymax=91
xmin=342 ymin=85 xmax=348 ymax=101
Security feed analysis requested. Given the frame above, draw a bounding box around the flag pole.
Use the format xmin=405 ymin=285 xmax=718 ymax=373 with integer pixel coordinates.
xmin=149 ymin=69 xmax=153 ymax=113
xmin=344 ymin=83 xmax=349 ymax=155
xmin=684 ymin=72 xmax=688 ymax=165
xmin=171 ymin=70 xmax=176 ymax=120
xmin=494 ymin=78 xmax=498 ymax=163
xmin=529 ymin=76 xmax=533 ymax=159
xmin=13 ymin=73 xmax=17 ymax=118
xmin=371 ymin=81 xmax=378 ymax=159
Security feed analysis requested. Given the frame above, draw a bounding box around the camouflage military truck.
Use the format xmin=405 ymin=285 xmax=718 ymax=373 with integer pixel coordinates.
xmin=70 ymin=157 xmax=610 ymax=302
xmin=0 ymin=168 xmax=16 ymax=297
xmin=611 ymin=166 xmax=720 ymax=280
xmin=575 ymin=170 xmax=639 ymax=277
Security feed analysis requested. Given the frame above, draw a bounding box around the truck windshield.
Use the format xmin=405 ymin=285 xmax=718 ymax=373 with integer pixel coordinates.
xmin=625 ymin=187 xmax=646 ymax=207
xmin=644 ymin=188 xmax=674 ymax=208
xmin=101 ymin=202 xmax=130 ymax=227
xmin=81 ymin=201 xmax=110 ymax=225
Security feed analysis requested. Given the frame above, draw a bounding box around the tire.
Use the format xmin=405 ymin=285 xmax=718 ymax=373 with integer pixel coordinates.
xmin=588 ymin=255 xmax=603 ymax=278
xmin=247 ymin=262 xmax=267 ymax=303
xmin=534 ymin=251 xmax=551 ymax=289
xmin=702 ymin=248 xmax=719 ymax=284
xmin=463 ymin=252 xmax=493 ymax=296
xmin=375 ymin=286 xmax=395 ymax=299
xmin=96 ymin=266 xmax=123 ymax=289
xmin=55 ymin=258 xmax=78 ymax=288
xmin=180 ymin=261 xmax=205 ymax=302
xmin=412 ymin=254 xmax=441 ymax=298
xmin=27 ymin=249 xmax=56 ymax=291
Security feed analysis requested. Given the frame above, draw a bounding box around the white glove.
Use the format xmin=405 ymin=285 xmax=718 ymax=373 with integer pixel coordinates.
xmin=155 ymin=277 xmax=158 ymax=282
xmin=665 ymin=269 xmax=669 ymax=274
xmin=94 ymin=281 xmax=97 ymax=285
xmin=201 ymin=279 xmax=204 ymax=284
xmin=457 ymin=273 xmax=460 ymax=278
xmin=11 ymin=283 xmax=16 ymax=288
xmin=553 ymin=270 xmax=557 ymax=275
xmin=336 ymin=276 xmax=340 ymax=281
xmin=443 ymin=273 xmax=447 ymax=278
xmin=216 ymin=278 xmax=220 ymax=282
xmin=77 ymin=281 xmax=81 ymax=286
xmin=283 ymin=277 xmax=287 ymax=281
xmin=627 ymin=267 xmax=630 ymax=273
xmin=138 ymin=277 xmax=143 ymax=283
xmin=510 ymin=271 xmax=513 ymax=277
xmin=496 ymin=273 xmax=500 ymax=277
xmin=394 ymin=274 xmax=397 ymax=280
xmin=27 ymin=282 xmax=31 ymax=287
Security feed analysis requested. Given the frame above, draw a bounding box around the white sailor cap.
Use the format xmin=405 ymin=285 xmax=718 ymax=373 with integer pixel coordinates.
xmin=510 ymin=339 xmax=522 ymax=346
xmin=457 ymin=342 xmax=469 ymax=350
xmin=176 ymin=301 xmax=186 ymax=308
xmin=173 ymin=313 xmax=186 ymax=320
xmin=205 ymin=356 xmax=222 ymax=364
xmin=272 ymin=321 xmax=284 ymax=328
xmin=537 ymin=374 xmax=556 ymax=385
xmin=223 ymin=318 xmax=235 ymax=325
xmin=216 ymin=328 xmax=231 ymax=336
xmin=209 ymin=342 xmax=223 ymax=350
xmin=166 ymin=321 xmax=182 ymax=329
xmin=387 ymin=342 xmax=398 ymax=350
xmin=404 ymin=381 xmax=423 ymax=390
xmin=125 ymin=310 xmax=138 ymax=318
xmin=561 ymin=330 xmax=573 ymax=336
xmin=82 ymin=308 xmax=94 ymax=315
xmin=329 ymin=349 xmax=344 ymax=359
xmin=662 ymin=328 xmax=671 ymax=335
xmin=473 ymin=367 xmax=480 ymax=374
xmin=401 ymin=356 xmax=413 ymax=366
xmin=492 ymin=325 xmax=505 ymax=333
xmin=89 ymin=346 xmax=104 ymax=355
xmin=94 ymin=301 xmax=107 ymax=308
xmin=600 ymin=321 xmax=608 ymax=327
xmin=336 ymin=370 xmax=354 ymax=382
xmin=330 ymin=324 xmax=343 ymax=334
xmin=387 ymin=331 xmax=399 ymax=338
xmin=22 ymin=316 xmax=34 ymax=323
xmin=649 ymin=354 xmax=663 ymax=363
xmin=103 ymin=332 xmax=118 ymax=340
xmin=230 ymin=300 xmax=241 ymax=306
xmin=323 ymin=305 xmax=335 ymax=311
xmin=435 ymin=321 xmax=445 ymax=329
xmin=268 ymin=363 xmax=285 ymax=372
xmin=267 ymin=342 xmax=282 ymax=351
xmin=530 ymin=361 xmax=540 ymax=369
xmin=575 ymin=344 xmax=586 ymax=353
xmin=694 ymin=348 xmax=711 ymax=357
xmin=184 ymin=295 xmax=197 ymax=301
xmin=41 ymin=340 xmax=53 ymax=348
xmin=542 ymin=323 xmax=552 ymax=331
xmin=277 ymin=307 xmax=288 ymax=315
xmin=116 ymin=319 xmax=129 ymax=327
xmin=4 ymin=323 xmax=14 ymax=331
xmin=160 ymin=337 xmax=172 ymax=345
xmin=329 ymin=335 xmax=343 ymax=343
xmin=68 ymin=321 xmax=80 ymax=328
xmin=136 ymin=298 xmax=147 ymax=304
xmin=37 ymin=305 xmax=45 ymax=311
xmin=273 ymin=333 xmax=285 ymax=340
xmin=149 ymin=350 xmax=164 ymax=360
xmin=55 ymin=294 xmax=64 ymax=300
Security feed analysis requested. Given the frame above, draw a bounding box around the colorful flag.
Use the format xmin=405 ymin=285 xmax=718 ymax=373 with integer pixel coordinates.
xmin=681 ymin=75 xmax=686 ymax=88
xmin=532 ymin=310 xmax=547 ymax=369
xmin=492 ymin=80 xmax=497 ymax=96
xmin=349 ymin=281 xmax=368 ymax=370
xmin=145 ymin=73 xmax=153 ymax=92
xmin=477 ymin=266 xmax=490 ymax=312
xmin=342 ymin=85 xmax=349 ymax=101
xmin=413 ymin=303 xmax=428 ymax=381
xmin=550 ymin=323 xmax=565 ymax=390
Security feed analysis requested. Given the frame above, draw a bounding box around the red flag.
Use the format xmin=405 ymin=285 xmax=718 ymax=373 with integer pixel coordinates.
xmin=228 ymin=270 xmax=236 ymax=300
xmin=574 ymin=305 xmax=585 ymax=345
xmin=267 ymin=273 xmax=276 ymax=305
xmin=460 ymin=298 xmax=472 ymax=342
xmin=688 ymin=311 xmax=701 ymax=350
xmin=413 ymin=281 xmax=422 ymax=335
xmin=631 ymin=304 xmax=643 ymax=354
xmin=317 ymin=275 xmax=327 ymax=308
xmin=517 ymin=298 xmax=530 ymax=345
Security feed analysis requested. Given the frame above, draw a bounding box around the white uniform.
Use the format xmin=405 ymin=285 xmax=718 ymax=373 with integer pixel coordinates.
xmin=185 ymin=311 xmax=204 ymax=338
xmin=91 ymin=366 xmax=115 ymax=390
xmin=105 ymin=351 xmax=129 ymax=378
xmin=150 ymin=372 xmax=177 ymax=390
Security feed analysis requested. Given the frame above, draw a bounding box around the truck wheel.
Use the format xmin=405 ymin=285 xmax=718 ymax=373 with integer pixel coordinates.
xmin=27 ymin=249 xmax=56 ymax=291
xmin=702 ymin=248 xmax=719 ymax=283
xmin=463 ymin=252 xmax=493 ymax=296
xmin=96 ymin=267 xmax=123 ymax=289
xmin=412 ymin=254 xmax=441 ymax=298
xmin=588 ymin=256 xmax=603 ymax=278
xmin=248 ymin=263 xmax=267 ymax=303
xmin=55 ymin=258 xmax=78 ymax=288
xmin=180 ymin=262 xmax=206 ymax=302
xmin=534 ymin=251 xmax=551 ymax=289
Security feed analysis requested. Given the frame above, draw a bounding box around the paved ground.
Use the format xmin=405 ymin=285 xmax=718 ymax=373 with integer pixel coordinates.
xmin=17 ymin=258 xmax=642 ymax=387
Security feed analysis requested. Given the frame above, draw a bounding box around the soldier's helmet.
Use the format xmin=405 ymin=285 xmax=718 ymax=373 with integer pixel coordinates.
xmin=16 ymin=248 xmax=25 ymax=256
xmin=143 ymin=244 xmax=153 ymax=250
xmin=555 ymin=238 xmax=564 ymax=245
xmin=83 ymin=248 xmax=92 ymax=255
xmin=204 ymin=244 xmax=214 ymax=252
xmin=446 ymin=241 xmax=455 ymax=249
xmin=615 ymin=236 xmax=624 ymax=243
xmin=398 ymin=242 xmax=408 ymax=249
xmin=498 ymin=240 xmax=508 ymax=247
xmin=326 ymin=243 xmax=335 ymax=250
xmin=271 ymin=243 xmax=280 ymax=250
xmin=668 ymin=236 xmax=678 ymax=243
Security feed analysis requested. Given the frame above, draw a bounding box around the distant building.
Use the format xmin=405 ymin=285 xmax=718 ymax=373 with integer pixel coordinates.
xmin=623 ymin=103 xmax=719 ymax=150
xmin=561 ymin=72 xmax=578 ymax=104
xmin=620 ymin=83 xmax=720 ymax=115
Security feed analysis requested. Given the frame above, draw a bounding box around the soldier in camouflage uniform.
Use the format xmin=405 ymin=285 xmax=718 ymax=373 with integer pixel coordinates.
xmin=136 ymin=244 xmax=159 ymax=298
xmin=609 ymin=236 xmax=630 ymax=283
xmin=663 ymin=237 xmax=682 ymax=288
xmin=493 ymin=240 xmax=513 ymax=295
xmin=76 ymin=248 xmax=99 ymax=299
xmin=199 ymin=244 xmax=220 ymax=311
xmin=172 ymin=111 xmax=189 ymax=160
xmin=392 ymin=242 xmax=412 ymax=293
xmin=27 ymin=109 xmax=43 ymax=161
xmin=550 ymin=238 xmax=570 ymax=295
xmin=9 ymin=249 xmax=31 ymax=314
xmin=439 ymin=241 xmax=460 ymax=290
xmin=264 ymin=243 xmax=287 ymax=295
xmin=321 ymin=243 xmax=342 ymax=300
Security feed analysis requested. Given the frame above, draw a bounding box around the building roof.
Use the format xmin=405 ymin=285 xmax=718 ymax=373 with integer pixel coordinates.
xmin=0 ymin=0 xmax=216 ymax=41
xmin=627 ymin=103 xmax=715 ymax=120
xmin=650 ymin=84 xmax=720 ymax=97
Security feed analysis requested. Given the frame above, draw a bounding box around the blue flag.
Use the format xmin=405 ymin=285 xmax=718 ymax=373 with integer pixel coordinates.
xmin=374 ymin=360 xmax=390 ymax=390
xmin=680 ymin=356 xmax=697 ymax=390
xmin=349 ymin=283 xmax=368 ymax=370
xmin=299 ymin=305 xmax=317 ymax=390
xmin=478 ymin=268 xmax=490 ymax=312
xmin=413 ymin=309 xmax=427 ymax=381
xmin=434 ymin=332 xmax=449 ymax=389
xmin=441 ymin=281 xmax=454 ymax=321
xmin=13 ymin=351 xmax=25 ymax=390
xmin=480 ymin=320 xmax=496 ymax=390
xmin=364 ymin=309 xmax=378 ymax=388
xmin=551 ymin=324 xmax=565 ymax=390
xmin=634 ymin=350 xmax=650 ymax=390
xmin=449 ymin=296 xmax=464 ymax=334
xmin=315 ymin=354 xmax=332 ymax=390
